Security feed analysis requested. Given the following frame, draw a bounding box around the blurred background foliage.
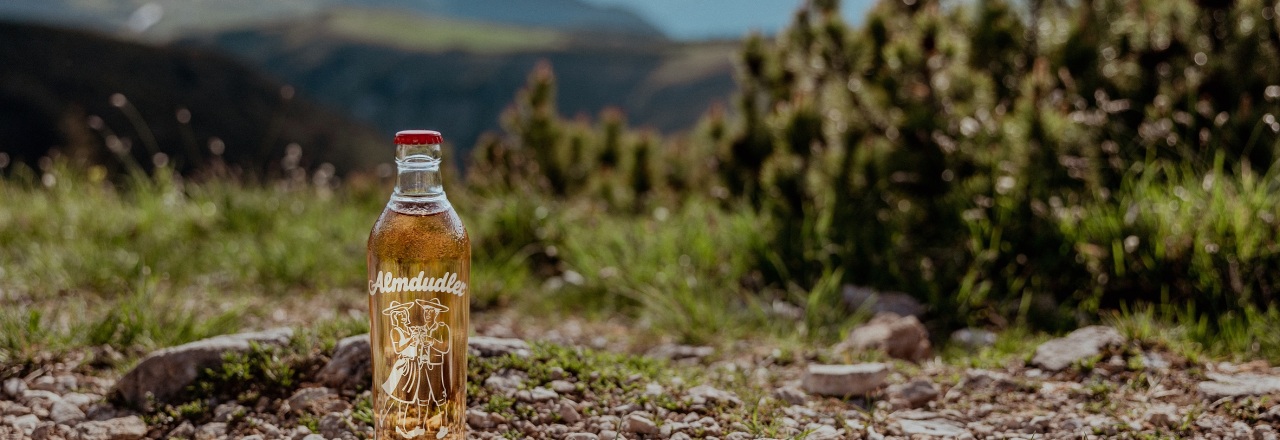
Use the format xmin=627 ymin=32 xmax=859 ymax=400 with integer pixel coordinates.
xmin=5 ymin=0 xmax=1280 ymax=363
xmin=468 ymin=0 xmax=1280 ymax=335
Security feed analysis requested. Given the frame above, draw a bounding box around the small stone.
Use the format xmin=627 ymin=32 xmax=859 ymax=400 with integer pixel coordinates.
xmin=898 ymin=419 xmax=969 ymax=437
xmin=773 ymin=386 xmax=807 ymax=405
xmin=686 ymin=385 xmax=742 ymax=406
xmin=647 ymin=344 xmax=715 ymax=361
xmin=168 ymin=421 xmax=195 ymax=438
xmin=469 ymin=336 xmax=532 ymax=358
xmin=1030 ymin=326 xmax=1124 ymax=371
xmin=484 ymin=372 xmax=525 ymax=395
xmin=643 ymin=383 xmax=664 ymax=396
xmin=212 ymin=402 xmax=246 ymax=422
xmin=11 ymin=414 xmax=39 ymax=434
xmin=517 ymin=387 xmax=558 ymax=402
xmin=468 ymin=409 xmax=496 ymax=429
xmin=242 ymin=435 xmax=264 ymax=440
xmin=1145 ymin=404 xmax=1179 ymax=428
xmin=195 ymin=422 xmax=227 ymax=440
xmin=559 ymin=400 xmax=582 ymax=424
xmin=286 ymin=387 xmax=336 ymax=413
xmin=75 ymin=415 xmax=149 ymax=440
xmin=32 ymin=422 xmax=78 ymax=440
xmin=48 ymin=399 xmax=85 ymax=423
xmin=566 ymin=433 xmax=599 ymax=440
xmin=302 ymin=435 xmax=326 ymax=440
xmin=886 ymin=380 xmax=939 ymax=409
xmin=317 ymin=334 xmax=372 ymax=389
xmin=950 ymin=328 xmax=997 ymax=348
xmin=598 ymin=430 xmax=619 ymax=440
xmin=1199 ymin=373 xmax=1280 ymax=399
xmin=837 ymin=312 xmax=931 ymax=362
xmin=61 ymin=392 xmax=100 ymax=409
xmin=550 ymin=380 xmax=576 ymax=394
xmin=319 ymin=412 xmax=357 ymax=440
xmin=802 ymin=363 xmax=889 ymax=397
xmin=3 ymin=378 xmax=27 ymax=398
xmin=623 ymin=413 xmax=659 ymax=435
xmin=670 ymin=433 xmax=693 ymax=440
xmin=805 ymin=424 xmax=840 ymax=440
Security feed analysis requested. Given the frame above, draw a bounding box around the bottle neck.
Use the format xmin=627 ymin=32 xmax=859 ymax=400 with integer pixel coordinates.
xmin=393 ymin=143 xmax=446 ymax=202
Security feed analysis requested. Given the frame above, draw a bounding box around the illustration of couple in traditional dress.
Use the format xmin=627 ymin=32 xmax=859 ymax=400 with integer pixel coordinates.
xmin=377 ymin=297 xmax=452 ymax=438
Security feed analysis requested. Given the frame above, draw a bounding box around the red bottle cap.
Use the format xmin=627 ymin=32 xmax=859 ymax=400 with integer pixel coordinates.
xmin=394 ymin=130 xmax=443 ymax=145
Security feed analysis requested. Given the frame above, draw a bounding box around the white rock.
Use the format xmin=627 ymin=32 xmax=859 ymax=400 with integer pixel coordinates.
xmin=3 ymin=378 xmax=27 ymax=398
xmin=10 ymin=414 xmax=39 ymax=435
xmin=1030 ymin=326 xmax=1124 ymax=371
xmin=1145 ymin=404 xmax=1179 ymax=428
xmin=566 ymin=433 xmax=599 ymax=440
xmin=48 ymin=399 xmax=85 ymax=423
xmin=898 ymin=419 xmax=969 ymax=437
xmin=76 ymin=415 xmax=149 ymax=440
xmin=802 ymin=363 xmax=889 ymax=397
xmin=517 ymin=387 xmax=558 ymax=402
xmin=1198 ymin=373 xmax=1280 ymax=399
xmin=804 ymin=424 xmax=840 ymax=440
xmin=550 ymin=380 xmax=576 ymax=394
xmin=114 ymin=328 xmax=293 ymax=405
xmin=484 ymin=371 xmax=525 ymax=395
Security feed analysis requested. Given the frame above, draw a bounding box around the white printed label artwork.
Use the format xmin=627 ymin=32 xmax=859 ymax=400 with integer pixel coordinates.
xmin=370 ymin=271 xmax=467 ymax=297
xmin=378 ymin=297 xmax=452 ymax=438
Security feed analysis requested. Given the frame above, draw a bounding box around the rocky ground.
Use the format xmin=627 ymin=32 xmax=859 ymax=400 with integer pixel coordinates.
xmin=4 ymin=313 xmax=1280 ymax=439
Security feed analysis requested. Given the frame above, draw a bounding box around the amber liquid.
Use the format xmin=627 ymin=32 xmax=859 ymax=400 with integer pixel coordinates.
xmin=367 ymin=198 xmax=470 ymax=440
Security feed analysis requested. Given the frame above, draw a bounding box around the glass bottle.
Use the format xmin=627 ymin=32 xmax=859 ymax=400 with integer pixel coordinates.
xmin=366 ymin=130 xmax=470 ymax=439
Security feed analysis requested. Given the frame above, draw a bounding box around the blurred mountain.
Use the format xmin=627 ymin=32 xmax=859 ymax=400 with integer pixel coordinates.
xmin=0 ymin=21 xmax=384 ymax=175
xmin=178 ymin=9 xmax=737 ymax=154
xmin=0 ymin=0 xmax=660 ymax=40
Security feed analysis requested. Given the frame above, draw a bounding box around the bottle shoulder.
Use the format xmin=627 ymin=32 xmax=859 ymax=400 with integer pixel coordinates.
xmin=368 ymin=201 xmax=470 ymax=261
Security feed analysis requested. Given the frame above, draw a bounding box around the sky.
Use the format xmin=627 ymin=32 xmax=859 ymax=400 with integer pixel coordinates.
xmin=580 ymin=0 xmax=877 ymax=40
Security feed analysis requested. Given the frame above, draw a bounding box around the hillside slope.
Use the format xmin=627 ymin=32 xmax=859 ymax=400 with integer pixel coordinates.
xmin=0 ymin=21 xmax=384 ymax=174
xmin=182 ymin=11 xmax=738 ymax=153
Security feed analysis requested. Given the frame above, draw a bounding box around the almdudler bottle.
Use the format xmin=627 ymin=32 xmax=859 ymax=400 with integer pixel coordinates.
xmin=367 ymin=130 xmax=470 ymax=439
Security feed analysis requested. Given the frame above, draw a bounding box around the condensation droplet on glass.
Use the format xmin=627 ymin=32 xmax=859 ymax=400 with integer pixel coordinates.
xmin=1194 ymin=52 xmax=1208 ymax=66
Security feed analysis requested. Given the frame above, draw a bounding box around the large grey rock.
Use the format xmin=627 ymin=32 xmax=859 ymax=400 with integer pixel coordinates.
xmin=1030 ymin=326 xmax=1125 ymax=371
xmin=838 ymin=313 xmax=932 ymax=362
xmin=114 ymin=328 xmax=293 ymax=406
xmin=1198 ymin=373 xmax=1280 ymax=399
xmin=77 ymin=415 xmax=148 ymax=440
xmin=802 ymin=363 xmax=889 ymax=397
xmin=316 ymin=335 xmax=371 ymax=389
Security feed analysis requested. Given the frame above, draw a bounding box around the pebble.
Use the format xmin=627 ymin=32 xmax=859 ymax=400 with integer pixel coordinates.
xmin=623 ymin=413 xmax=659 ymax=435
xmin=551 ymin=379 xmax=577 ymax=394
xmin=803 ymin=363 xmax=889 ymax=396
xmin=566 ymin=433 xmax=599 ymax=440
xmin=48 ymin=399 xmax=85 ymax=423
xmin=559 ymin=400 xmax=583 ymax=424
